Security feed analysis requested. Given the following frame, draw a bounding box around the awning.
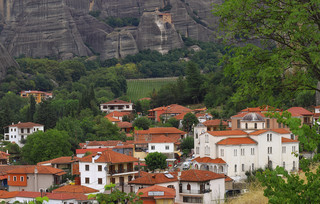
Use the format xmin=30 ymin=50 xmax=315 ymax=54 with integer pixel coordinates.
xmin=174 ymin=152 xmax=182 ymax=157
xmin=134 ymin=162 xmax=147 ymax=166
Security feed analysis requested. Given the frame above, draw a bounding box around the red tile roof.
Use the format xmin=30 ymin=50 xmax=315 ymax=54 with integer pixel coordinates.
xmin=84 ymin=140 xmax=132 ymax=148
xmin=101 ymin=99 xmax=132 ymax=105
xmin=149 ymin=106 xmax=167 ymax=112
xmin=282 ymin=137 xmax=299 ymax=143
xmin=6 ymin=166 xmax=66 ymax=175
xmin=37 ymin=156 xmax=79 ymax=165
xmin=240 ymin=106 xmax=281 ymax=112
xmin=112 ymin=144 xmax=134 ymax=149
xmin=0 ymin=165 xmax=31 ymax=176
xmin=53 ymin=185 xmax=99 ymax=194
xmin=207 ymin=130 xmax=248 ymax=136
xmin=163 ymin=104 xmax=192 ymax=114
xmin=203 ymin=119 xmax=228 ymax=127
xmin=174 ymin=112 xmax=187 ymax=120
xmin=192 ymin=157 xmax=226 ymax=164
xmin=0 ymin=190 xmax=19 ymax=198
xmin=225 ymin=175 xmax=233 ymax=182
xmin=249 ymin=129 xmax=291 ymax=135
xmin=137 ymin=185 xmax=176 ymax=199
xmin=0 ymin=151 xmax=9 ymax=160
xmin=287 ymin=107 xmax=313 ymax=116
xmin=105 ymin=116 xmax=121 ymax=122
xmin=135 ymin=127 xmax=186 ymax=135
xmin=148 ymin=135 xmax=176 ymax=143
xmin=11 ymin=191 xmax=90 ymax=201
xmin=195 ymin=113 xmax=212 ymax=118
xmin=216 ymin=137 xmax=257 ymax=145
xmin=76 ymin=148 xmax=110 ymax=154
xmin=249 ymin=129 xmax=268 ymax=135
xmin=129 ymin=173 xmax=178 ymax=185
xmin=117 ymin=122 xmax=133 ymax=128
xmin=107 ymin=111 xmax=131 ymax=117
xmin=80 ymin=149 xmax=138 ymax=164
xmin=7 ymin=122 xmax=43 ymax=128
xmin=180 ymin=170 xmax=225 ymax=182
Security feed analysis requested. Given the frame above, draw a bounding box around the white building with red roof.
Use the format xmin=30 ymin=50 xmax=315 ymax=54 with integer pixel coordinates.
xmin=3 ymin=122 xmax=44 ymax=147
xmin=100 ymin=99 xmax=133 ymax=113
xmin=194 ymin=121 xmax=299 ymax=179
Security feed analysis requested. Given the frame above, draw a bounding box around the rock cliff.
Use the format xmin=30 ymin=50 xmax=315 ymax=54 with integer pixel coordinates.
xmin=0 ymin=42 xmax=19 ymax=81
xmin=0 ymin=0 xmax=221 ymax=60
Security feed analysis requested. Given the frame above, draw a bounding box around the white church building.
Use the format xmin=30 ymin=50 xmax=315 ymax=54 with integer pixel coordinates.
xmin=193 ymin=113 xmax=299 ymax=180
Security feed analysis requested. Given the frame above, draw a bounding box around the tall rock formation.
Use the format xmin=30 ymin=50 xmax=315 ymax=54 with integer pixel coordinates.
xmin=0 ymin=0 xmax=222 ymax=60
xmin=0 ymin=42 xmax=19 ymax=81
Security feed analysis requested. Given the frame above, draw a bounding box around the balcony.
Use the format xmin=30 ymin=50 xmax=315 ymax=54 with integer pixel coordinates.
xmin=108 ymin=169 xmax=137 ymax=176
xmin=180 ymin=189 xmax=211 ymax=194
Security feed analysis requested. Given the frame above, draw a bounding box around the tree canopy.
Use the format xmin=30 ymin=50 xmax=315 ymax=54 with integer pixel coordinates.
xmin=133 ymin=117 xmax=152 ymax=130
xmin=213 ymin=0 xmax=320 ymax=107
xmin=182 ymin=113 xmax=199 ymax=133
xmin=145 ymin=152 xmax=167 ymax=172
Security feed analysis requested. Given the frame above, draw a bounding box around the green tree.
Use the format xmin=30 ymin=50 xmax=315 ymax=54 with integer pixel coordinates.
xmin=26 ymin=95 xmax=36 ymax=122
xmin=22 ymin=129 xmax=73 ymax=164
xmin=185 ymin=62 xmax=203 ymax=104
xmin=180 ymin=136 xmax=194 ymax=155
xmin=182 ymin=113 xmax=199 ymax=133
xmin=213 ymin=0 xmax=320 ymax=106
xmin=89 ymin=183 xmax=142 ymax=204
xmin=145 ymin=152 xmax=167 ymax=172
xmin=166 ymin=118 xmax=180 ymax=129
xmin=92 ymin=116 xmax=125 ymax=141
xmin=133 ymin=117 xmax=151 ymax=130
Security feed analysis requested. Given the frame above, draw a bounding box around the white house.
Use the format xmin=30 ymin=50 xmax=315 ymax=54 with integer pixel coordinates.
xmin=79 ymin=149 xmax=138 ymax=192
xmin=194 ymin=113 xmax=299 ymax=180
xmin=3 ymin=122 xmax=44 ymax=147
xmin=100 ymin=99 xmax=133 ymax=113
xmin=129 ymin=170 xmax=226 ymax=204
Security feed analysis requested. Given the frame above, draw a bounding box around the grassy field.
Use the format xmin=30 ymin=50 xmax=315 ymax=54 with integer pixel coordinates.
xmin=126 ymin=77 xmax=178 ymax=101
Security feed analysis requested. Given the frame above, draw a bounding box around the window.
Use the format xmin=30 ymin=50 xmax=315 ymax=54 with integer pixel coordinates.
xmin=237 ymin=120 xmax=240 ymax=128
xmin=270 ymin=134 xmax=272 ymax=141
xmin=98 ymin=178 xmax=102 ymax=184
xmin=13 ymin=176 xmax=17 ymax=181
xmin=187 ymin=183 xmax=191 ymax=190
xmin=196 ymin=131 xmax=198 ymax=139
xmin=291 ymin=134 xmax=295 ymax=140
xmin=165 ymin=145 xmax=169 ymax=150
xmin=205 ymin=134 xmax=209 ymax=143
xmin=267 ymin=134 xmax=269 ymax=141
xmin=20 ymin=176 xmax=24 ymax=182
xmin=242 ymin=164 xmax=245 ymax=172
xmin=266 ymin=119 xmax=270 ymax=128
xmin=292 ymin=146 xmax=296 ymax=152
xmin=241 ymin=148 xmax=245 ymax=156
xmin=245 ymin=123 xmax=248 ymax=129
xmin=205 ymin=146 xmax=210 ymax=155
xmin=254 ymin=123 xmax=257 ymax=129
xmin=293 ymin=161 xmax=296 ymax=170
xmin=234 ymin=149 xmax=237 ymax=156
xmin=282 ymin=146 xmax=286 ymax=153
xmin=250 ymin=148 xmax=254 ymax=155
xmin=85 ymin=165 xmax=89 ymax=171
xmin=85 ymin=177 xmax=90 ymax=184
xmin=98 ymin=165 xmax=102 ymax=171
xmin=220 ymin=149 xmax=224 ymax=157
xmin=196 ymin=147 xmax=199 ymax=154
xmin=110 ymin=178 xmax=115 ymax=184
xmin=21 ymin=128 xmax=24 ymax=133
xmin=151 ymin=145 xmax=155 ymax=150
xmin=283 ymin=162 xmax=285 ymax=168
xmin=252 ymin=163 xmax=254 ymax=171
xmin=27 ymin=128 xmax=30 ymax=133
xmin=235 ymin=165 xmax=237 ymax=172
xmin=268 ymin=147 xmax=272 ymax=154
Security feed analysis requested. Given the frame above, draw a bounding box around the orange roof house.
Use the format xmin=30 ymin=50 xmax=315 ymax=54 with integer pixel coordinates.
xmin=137 ymin=185 xmax=176 ymax=203
xmin=37 ymin=156 xmax=80 ymax=175
xmin=52 ymin=185 xmax=99 ymax=194
xmin=216 ymin=137 xmax=257 ymax=145
xmin=100 ymin=99 xmax=133 ymax=113
xmin=129 ymin=172 xmax=178 ymax=185
xmin=203 ymin=119 xmax=228 ymax=131
xmin=6 ymin=166 xmax=66 ymax=192
xmin=180 ymin=170 xmax=225 ymax=182
xmin=20 ymin=90 xmax=53 ymax=103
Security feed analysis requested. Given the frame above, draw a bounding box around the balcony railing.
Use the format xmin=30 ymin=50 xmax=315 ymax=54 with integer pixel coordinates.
xmin=180 ymin=189 xmax=211 ymax=194
xmin=108 ymin=169 xmax=134 ymax=175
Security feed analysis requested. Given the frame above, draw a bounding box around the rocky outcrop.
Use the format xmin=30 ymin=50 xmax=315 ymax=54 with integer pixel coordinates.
xmin=0 ymin=42 xmax=19 ymax=81
xmin=137 ymin=12 xmax=183 ymax=54
xmin=0 ymin=0 xmax=222 ymax=60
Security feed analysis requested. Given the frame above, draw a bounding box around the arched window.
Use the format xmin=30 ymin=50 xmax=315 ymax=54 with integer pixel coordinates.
xmin=167 ymin=185 xmax=175 ymax=189
xmin=245 ymin=123 xmax=248 ymax=129
xmin=187 ymin=183 xmax=191 ymax=190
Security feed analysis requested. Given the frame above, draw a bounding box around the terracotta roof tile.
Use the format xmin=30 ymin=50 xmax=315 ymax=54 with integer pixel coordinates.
xmin=7 ymin=122 xmax=43 ymax=128
xmin=282 ymin=137 xmax=299 ymax=143
xmin=53 ymin=185 xmax=99 ymax=194
xmin=216 ymin=137 xmax=257 ymax=145
xmin=6 ymin=166 xmax=66 ymax=175
xmin=0 ymin=190 xmax=19 ymax=198
xmin=203 ymin=119 xmax=228 ymax=127
xmin=80 ymin=149 xmax=138 ymax=163
xmin=232 ymin=112 xmax=265 ymax=118
xmin=287 ymin=107 xmax=313 ymax=116
xmin=72 ymin=163 xmax=79 ymax=175
xmin=105 ymin=116 xmax=121 ymax=122
xmin=195 ymin=113 xmax=212 ymax=118
xmin=101 ymin=99 xmax=132 ymax=105
xmin=240 ymin=106 xmax=281 ymax=112
xmin=174 ymin=113 xmax=187 ymax=120
xmin=249 ymin=129 xmax=268 ymax=135
xmin=0 ymin=165 xmax=31 ymax=176
xmin=107 ymin=111 xmax=131 ymax=117
xmin=149 ymin=106 xmax=167 ymax=112
xmin=137 ymin=185 xmax=176 ymax=199
xmin=192 ymin=157 xmax=226 ymax=164
xmin=117 ymin=122 xmax=133 ymax=128
xmin=112 ymin=144 xmax=134 ymax=149
xmin=135 ymin=127 xmax=186 ymax=135
xmin=76 ymin=148 xmax=109 ymax=154
xmin=13 ymin=191 xmax=91 ymax=201
xmin=207 ymin=130 xmax=248 ymax=136
xmin=129 ymin=173 xmax=178 ymax=185
xmin=37 ymin=156 xmax=79 ymax=165
xmin=162 ymin=104 xmax=192 ymax=114
xmin=180 ymin=170 xmax=225 ymax=182
xmin=249 ymin=129 xmax=291 ymax=135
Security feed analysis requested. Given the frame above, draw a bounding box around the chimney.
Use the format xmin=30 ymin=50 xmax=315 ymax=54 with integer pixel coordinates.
xmin=92 ymin=156 xmax=95 ymax=163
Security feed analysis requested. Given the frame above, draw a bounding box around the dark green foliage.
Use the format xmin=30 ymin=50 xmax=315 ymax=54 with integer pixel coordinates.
xmin=186 ymin=62 xmax=204 ymax=104
xmin=182 ymin=113 xmax=199 ymax=133
xmin=104 ymin=17 xmax=140 ymax=28
xmin=22 ymin=129 xmax=73 ymax=164
xmin=145 ymin=152 xmax=167 ymax=172
xmin=180 ymin=136 xmax=194 ymax=155
xmin=166 ymin=118 xmax=180 ymax=129
xmin=26 ymin=95 xmax=36 ymax=122
xmin=89 ymin=10 xmax=101 ymax=18
xmin=159 ymin=4 xmax=172 ymax=12
xmin=133 ymin=117 xmax=151 ymax=130
xmin=34 ymin=100 xmax=58 ymax=129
